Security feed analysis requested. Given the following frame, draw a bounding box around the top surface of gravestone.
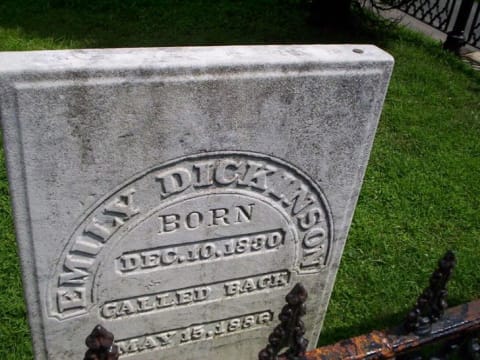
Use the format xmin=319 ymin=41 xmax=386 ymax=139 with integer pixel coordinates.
xmin=0 ymin=45 xmax=393 ymax=360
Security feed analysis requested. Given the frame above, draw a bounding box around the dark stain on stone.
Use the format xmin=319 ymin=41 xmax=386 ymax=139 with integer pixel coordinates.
xmin=65 ymin=86 xmax=98 ymax=166
xmin=119 ymin=132 xmax=133 ymax=139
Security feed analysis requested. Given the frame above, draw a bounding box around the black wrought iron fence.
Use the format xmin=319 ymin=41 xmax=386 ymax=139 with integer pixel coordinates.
xmin=383 ymin=0 xmax=480 ymax=50
xmin=399 ymin=0 xmax=456 ymax=32
xmin=467 ymin=4 xmax=480 ymax=47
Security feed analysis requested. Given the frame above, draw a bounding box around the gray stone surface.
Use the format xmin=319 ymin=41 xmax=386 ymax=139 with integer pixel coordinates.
xmin=0 ymin=45 xmax=393 ymax=360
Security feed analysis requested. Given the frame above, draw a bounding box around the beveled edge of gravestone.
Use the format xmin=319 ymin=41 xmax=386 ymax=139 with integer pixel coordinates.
xmin=0 ymin=44 xmax=394 ymax=359
xmin=0 ymin=44 xmax=393 ymax=77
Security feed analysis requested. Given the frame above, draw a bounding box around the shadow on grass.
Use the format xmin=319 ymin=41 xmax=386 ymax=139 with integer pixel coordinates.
xmin=318 ymin=309 xmax=406 ymax=346
xmin=0 ymin=0 xmax=395 ymax=49
xmin=318 ymin=294 xmax=468 ymax=346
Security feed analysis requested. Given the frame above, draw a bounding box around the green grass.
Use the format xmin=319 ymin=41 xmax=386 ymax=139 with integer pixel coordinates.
xmin=319 ymin=31 xmax=480 ymax=343
xmin=0 ymin=0 xmax=479 ymax=358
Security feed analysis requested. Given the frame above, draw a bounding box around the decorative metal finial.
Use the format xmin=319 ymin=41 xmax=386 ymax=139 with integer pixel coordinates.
xmin=404 ymin=250 xmax=456 ymax=335
xmin=84 ymin=325 xmax=119 ymax=360
xmin=259 ymin=283 xmax=309 ymax=360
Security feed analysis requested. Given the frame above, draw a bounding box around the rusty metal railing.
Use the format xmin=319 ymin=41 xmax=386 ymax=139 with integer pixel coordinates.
xmin=303 ymin=299 xmax=480 ymax=360
xmin=83 ymin=251 xmax=480 ymax=359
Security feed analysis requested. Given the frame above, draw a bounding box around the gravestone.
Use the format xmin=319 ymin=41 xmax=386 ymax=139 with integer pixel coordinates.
xmin=0 ymin=45 xmax=393 ymax=359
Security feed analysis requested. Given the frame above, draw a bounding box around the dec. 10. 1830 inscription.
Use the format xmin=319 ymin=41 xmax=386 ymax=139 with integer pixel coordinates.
xmin=48 ymin=151 xmax=333 ymax=355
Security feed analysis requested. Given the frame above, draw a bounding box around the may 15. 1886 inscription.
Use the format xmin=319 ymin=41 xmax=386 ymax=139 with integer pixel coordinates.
xmin=50 ymin=152 xmax=333 ymax=325
xmin=0 ymin=45 xmax=393 ymax=359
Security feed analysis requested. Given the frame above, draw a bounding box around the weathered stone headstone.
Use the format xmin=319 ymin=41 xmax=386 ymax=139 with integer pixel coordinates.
xmin=0 ymin=45 xmax=393 ymax=359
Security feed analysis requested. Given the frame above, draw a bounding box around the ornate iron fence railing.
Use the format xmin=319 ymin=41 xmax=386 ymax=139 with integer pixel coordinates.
xmin=399 ymin=0 xmax=456 ymax=33
xmin=83 ymin=252 xmax=480 ymax=360
xmin=467 ymin=3 xmax=480 ymax=48
xmin=371 ymin=0 xmax=480 ymax=50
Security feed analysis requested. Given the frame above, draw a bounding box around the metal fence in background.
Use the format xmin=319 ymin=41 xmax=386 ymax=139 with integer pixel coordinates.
xmin=467 ymin=4 xmax=480 ymax=48
xmin=396 ymin=0 xmax=480 ymax=50
xmin=399 ymin=0 xmax=456 ymax=32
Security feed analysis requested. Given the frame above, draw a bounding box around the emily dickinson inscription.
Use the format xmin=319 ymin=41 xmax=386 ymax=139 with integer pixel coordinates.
xmin=51 ymin=152 xmax=332 ymax=355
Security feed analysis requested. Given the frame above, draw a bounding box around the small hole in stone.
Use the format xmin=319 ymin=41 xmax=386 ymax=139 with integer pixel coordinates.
xmin=353 ymin=48 xmax=364 ymax=54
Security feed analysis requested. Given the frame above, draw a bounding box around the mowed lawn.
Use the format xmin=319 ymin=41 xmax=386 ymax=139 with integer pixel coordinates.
xmin=0 ymin=0 xmax=479 ymax=358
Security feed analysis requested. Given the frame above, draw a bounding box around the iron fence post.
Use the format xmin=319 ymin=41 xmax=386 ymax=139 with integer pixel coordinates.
xmin=444 ymin=0 xmax=475 ymax=53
